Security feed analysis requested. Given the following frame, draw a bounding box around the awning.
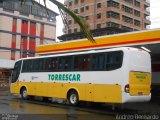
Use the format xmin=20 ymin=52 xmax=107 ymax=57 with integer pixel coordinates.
xmin=0 ymin=59 xmax=15 ymax=69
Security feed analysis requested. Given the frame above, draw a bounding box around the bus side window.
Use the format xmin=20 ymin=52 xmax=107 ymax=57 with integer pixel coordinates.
xmin=22 ymin=60 xmax=28 ymax=72
xmin=12 ymin=61 xmax=22 ymax=83
xmin=39 ymin=59 xmax=44 ymax=72
xmin=74 ymin=55 xmax=82 ymax=70
xmin=44 ymin=58 xmax=51 ymax=71
xmin=82 ymin=55 xmax=91 ymax=70
xmin=48 ymin=58 xmax=53 ymax=70
xmin=50 ymin=58 xmax=58 ymax=71
xmin=106 ymin=51 xmax=123 ymax=71
xmin=32 ymin=59 xmax=40 ymax=72
xmin=23 ymin=60 xmax=33 ymax=72
xmin=92 ymin=53 xmax=105 ymax=70
xmin=58 ymin=57 xmax=65 ymax=70
xmin=99 ymin=54 xmax=105 ymax=69
xmin=64 ymin=56 xmax=73 ymax=71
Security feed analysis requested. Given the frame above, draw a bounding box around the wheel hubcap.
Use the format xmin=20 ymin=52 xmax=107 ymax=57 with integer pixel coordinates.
xmin=23 ymin=90 xmax=27 ymax=98
xmin=70 ymin=94 xmax=77 ymax=104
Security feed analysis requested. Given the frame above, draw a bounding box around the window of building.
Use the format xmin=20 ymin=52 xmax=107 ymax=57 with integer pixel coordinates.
xmin=68 ymin=29 xmax=72 ymax=34
xmin=144 ymin=14 xmax=149 ymax=19
xmin=74 ymin=9 xmax=79 ymax=14
xmin=97 ymin=13 xmax=101 ymax=19
xmin=121 ymin=25 xmax=133 ymax=31
xmin=85 ymin=6 xmax=89 ymax=10
xmin=97 ymin=24 xmax=101 ymax=29
xmin=144 ymin=23 xmax=149 ymax=29
xmin=68 ymin=20 xmax=72 ymax=25
xmin=124 ymin=0 xmax=133 ymax=4
xmin=144 ymin=4 xmax=149 ymax=11
xmin=97 ymin=3 xmax=101 ymax=8
xmin=107 ymin=0 xmax=120 ymax=9
xmin=69 ymin=1 xmax=72 ymax=6
xmin=134 ymin=0 xmax=140 ymax=7
xmin=2 ymin=1 xmax=14 ymax=13
xmin=74 ymin=28 xmax=78 ymax=32
xmin=134 ymin=10 xmax=140 ymax=17
xmin=134 ymin=19 xmax=141 ymax=26
xmin=74 ymin=0 xmax=78 ymax=4
xmin=85 ymin=16 xmax=89 ymax=20
xmin=122 ymin=5 xmax=133 ymax=14
xmin=134 ymin=29 xmax=139 ymax=31
xmin=122 ymin=15 xmax=133 ymax=24
xmin=106 ymin=22 xmax=120 ymax=28
xmin=106 ymin=11 xmax=120 ymax=19
xmin=3 ymin=8 xmax=14 ymax=13
xmin=81 ymin=0 xmax=84 ymax=3
xmin=80 ymin=7 xmax=84 ymax=12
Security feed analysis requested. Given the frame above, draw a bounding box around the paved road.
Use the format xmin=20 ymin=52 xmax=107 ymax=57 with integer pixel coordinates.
xmin=0 ymin=87 xmax=160 ymax=120
xmin=0 ymin=91 xmax=115 ymax=120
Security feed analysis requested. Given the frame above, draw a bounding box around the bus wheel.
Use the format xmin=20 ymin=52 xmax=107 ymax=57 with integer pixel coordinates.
xmin=67 ymin=90 xmax=79 ymax=105
xmin=20 ymin=87 xmax=28 ymax=100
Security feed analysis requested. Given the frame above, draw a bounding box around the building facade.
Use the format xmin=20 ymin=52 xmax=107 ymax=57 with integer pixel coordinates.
xmin=0 ymin=0 xmax=58 ymax=86
xmin=64 ymin=0 xmax=150 ymax=35
xmin=0 ymin=0 xmax=58 ymax=60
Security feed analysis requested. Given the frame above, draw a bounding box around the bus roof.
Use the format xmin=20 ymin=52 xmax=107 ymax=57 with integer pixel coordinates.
xmin=16 ymin=47 xmax=146 ymax=62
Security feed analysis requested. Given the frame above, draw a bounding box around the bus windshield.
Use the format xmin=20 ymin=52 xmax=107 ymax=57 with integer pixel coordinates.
xmin=11 ymin=61 xmax=22 ymax=83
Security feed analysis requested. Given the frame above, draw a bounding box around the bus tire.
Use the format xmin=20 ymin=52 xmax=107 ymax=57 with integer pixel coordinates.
xmin=20 ymin=87 xmax=28 ymax=100
xmin=67 ymin=90 xmax=79 ymax=105
xmin=42 ymin=97 xmax=49 ymax=102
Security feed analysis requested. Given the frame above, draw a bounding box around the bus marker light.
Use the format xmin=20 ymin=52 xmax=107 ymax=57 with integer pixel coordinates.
xmin=124 ymin=84 xmax=130 ymax=93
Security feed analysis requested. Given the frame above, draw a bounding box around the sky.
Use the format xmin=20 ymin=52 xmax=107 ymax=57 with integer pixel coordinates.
xmin=150 ymin=0 xmax=160 ymax=29
xmin=39 ymin=0 xmax=160 ymax=40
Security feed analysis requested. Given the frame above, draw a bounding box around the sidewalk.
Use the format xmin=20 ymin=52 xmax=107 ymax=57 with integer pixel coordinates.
xmin=0 ymin=86 xmax=10 ymax=91
xmin=0 ymin=86 xmax=10 ymax=96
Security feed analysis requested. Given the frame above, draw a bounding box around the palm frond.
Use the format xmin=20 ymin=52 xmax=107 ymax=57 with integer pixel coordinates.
xmin=49 ymin=0 xmax=95 ymax=43
xmin=18 ymin=0 xmax=95 ymax=43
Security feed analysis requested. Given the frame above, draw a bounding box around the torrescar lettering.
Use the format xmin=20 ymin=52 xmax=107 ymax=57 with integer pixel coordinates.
xmin=48 ymin=74 xmax=81 ymax=81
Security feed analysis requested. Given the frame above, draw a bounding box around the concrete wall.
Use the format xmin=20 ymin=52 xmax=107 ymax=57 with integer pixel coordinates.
xmin=0 ymin=7 xmax=57 ymax=60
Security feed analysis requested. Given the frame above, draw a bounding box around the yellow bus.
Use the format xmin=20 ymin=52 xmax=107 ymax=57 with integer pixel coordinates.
xmin=10 ymin=47 xmax=151 ymax=105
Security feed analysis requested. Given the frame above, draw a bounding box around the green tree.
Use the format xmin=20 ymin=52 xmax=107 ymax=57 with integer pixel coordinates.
xmin=19 ymin=0 xmax=95 ymax=43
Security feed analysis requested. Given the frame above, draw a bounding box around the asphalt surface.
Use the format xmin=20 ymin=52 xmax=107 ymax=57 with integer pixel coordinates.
xmin=0 ymin=86 xmax=160 ymax=120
